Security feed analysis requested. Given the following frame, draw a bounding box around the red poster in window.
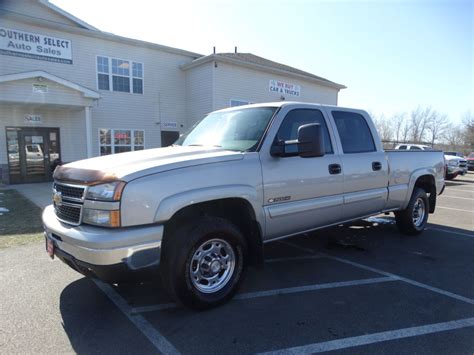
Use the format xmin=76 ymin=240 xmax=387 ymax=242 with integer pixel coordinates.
xmin=115 ymin=132 xmax=129 ymax=139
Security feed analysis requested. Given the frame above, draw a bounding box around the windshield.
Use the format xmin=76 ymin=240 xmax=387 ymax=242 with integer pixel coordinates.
xmin=175 ymin=107 xmax=277 ymax=152
xmin=444 ymin=151 xmax=456 ymax=156
xmin=469 ymin=153 xmax=474 ymax=158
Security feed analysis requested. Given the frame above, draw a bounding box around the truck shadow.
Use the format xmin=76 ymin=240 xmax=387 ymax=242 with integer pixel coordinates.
xmin=59 ymin=278 xmax=160 ymax=354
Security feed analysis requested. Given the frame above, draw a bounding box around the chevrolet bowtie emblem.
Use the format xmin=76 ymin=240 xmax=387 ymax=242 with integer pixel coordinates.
xmin=52 ymin=191 xmax=63 ymax=206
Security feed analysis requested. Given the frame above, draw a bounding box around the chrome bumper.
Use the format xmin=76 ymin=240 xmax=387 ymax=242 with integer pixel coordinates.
xmin=42 ymin=205 xmax=163 ymax=270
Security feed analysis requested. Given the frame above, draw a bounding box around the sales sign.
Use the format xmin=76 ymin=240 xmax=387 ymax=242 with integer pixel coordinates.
xmin=269 ymin=80 xmax=301 ymax=97
xmin=0 ymin=27 xmax=72 ymax=64
xmin=24 ymin=115 xmax=42 ymax=123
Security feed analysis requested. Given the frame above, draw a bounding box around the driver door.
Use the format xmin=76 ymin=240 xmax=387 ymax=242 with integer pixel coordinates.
xmin=259 ymin=107 xmax=344 ymax=240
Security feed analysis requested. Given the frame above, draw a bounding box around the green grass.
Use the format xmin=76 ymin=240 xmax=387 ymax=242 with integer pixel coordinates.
xmin=0 ymin=189 xmax=44 ymax=248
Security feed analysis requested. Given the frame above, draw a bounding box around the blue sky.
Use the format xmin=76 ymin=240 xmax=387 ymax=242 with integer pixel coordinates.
xmin=52 ymin=0 xmax=473 ymax=123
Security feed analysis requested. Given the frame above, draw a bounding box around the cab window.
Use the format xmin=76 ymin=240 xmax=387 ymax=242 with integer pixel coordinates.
xmin=276 ymin=109 xmax=333 ymax=154
xmin=332 ymin=111 xmax=376 ymax=153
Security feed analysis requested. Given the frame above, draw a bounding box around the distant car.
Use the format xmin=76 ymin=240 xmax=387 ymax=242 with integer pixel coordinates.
xmin=444 ymin=154 xmax=468 ymax=180
xmin=395 ymin=144 xmax=432 ymax=151
xmin=466 ymin=152 xmax=474 ymax=171
xmin=444 ymin=151 xmax=465 ymax=158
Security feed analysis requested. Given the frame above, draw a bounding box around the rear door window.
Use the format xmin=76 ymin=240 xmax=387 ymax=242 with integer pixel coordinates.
xmin=332 ymin=111 xmax=376 ymax=153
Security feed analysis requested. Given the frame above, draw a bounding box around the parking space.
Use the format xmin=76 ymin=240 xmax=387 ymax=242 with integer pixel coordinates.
xmin=1 ymin=174 xmax=473 ymax=354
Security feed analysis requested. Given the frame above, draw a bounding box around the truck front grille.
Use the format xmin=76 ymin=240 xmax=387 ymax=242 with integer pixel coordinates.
xmin=53 ymin=183 xmax=85 ymax=201
xmin=53 ymin=182 xmax=86 ymax=225
xmin=54 ymin=203 xmax=82 ymax=225
xmin=459 ymin=160 xmax=467 ymax=168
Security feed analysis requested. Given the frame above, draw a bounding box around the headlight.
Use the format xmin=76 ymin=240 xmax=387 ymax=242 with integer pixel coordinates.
xmin=83 ymin=209 xmax=121 ymax=227
xmin=86 ymin=181 xmax=125 ymax=201
xmin=447 ymin=160 xmax=458 ymax=167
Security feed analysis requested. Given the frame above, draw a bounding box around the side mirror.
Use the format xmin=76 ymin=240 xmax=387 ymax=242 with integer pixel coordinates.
xmin=297 ymin=123 xmax=325 ymax=158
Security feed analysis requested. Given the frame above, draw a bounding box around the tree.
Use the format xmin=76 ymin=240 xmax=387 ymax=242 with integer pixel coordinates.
xmin=392 ymin=112 xmax=408 ymax=143
xmin=461 ymin=111 xmax=474 ymax=149
xmin=372 ymin=113 xmax=394 ymax=142
xmin=426 ymin=111 xmax=449 ymax=146
xmin=444 ymin=124 xmax=464 ymax=151
xmin=410 ymin=107 xmax=434 ymax=143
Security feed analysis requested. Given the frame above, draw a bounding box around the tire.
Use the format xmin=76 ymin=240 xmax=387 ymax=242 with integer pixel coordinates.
xmin=160 ymin=216 xmax=248 ymax=310
xmin=445 ymin=173 xmax=456 ymax=180
xmin=395 ymin=187 xmax=429 ymax=236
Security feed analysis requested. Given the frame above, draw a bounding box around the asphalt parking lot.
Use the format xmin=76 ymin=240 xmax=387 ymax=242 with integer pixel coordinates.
xmin=1 ymin=174 xmax=473 ymax=354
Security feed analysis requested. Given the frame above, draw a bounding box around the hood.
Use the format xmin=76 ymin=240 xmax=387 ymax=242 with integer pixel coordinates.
xmin=444 ymin=155 xmax=465 ymax=162
xmin=54 ymin=146 xmax=243 ymax=185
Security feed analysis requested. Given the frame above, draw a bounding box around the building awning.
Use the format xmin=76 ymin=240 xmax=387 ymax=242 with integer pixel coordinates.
xmin=0 ymin=70 xmax=100 ymax=108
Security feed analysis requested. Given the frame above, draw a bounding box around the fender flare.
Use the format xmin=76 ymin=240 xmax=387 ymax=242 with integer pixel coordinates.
xmin=402 ymin=168 xmax=436 ymax=210
xmin=153 ymin=184 xmax=264 ymax=228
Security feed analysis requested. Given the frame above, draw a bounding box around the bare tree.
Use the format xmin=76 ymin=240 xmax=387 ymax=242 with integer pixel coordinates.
xmin=372 ymin=113 xmax=394 ymax=142
xmin=410 ymin=107 xmax=434 ymax=143
xmin=461 ymin=110 xmax=474 ymax=150
xmin=426 ymin=111 xmax=449 ymax=146
xmin=392 ymin=112 xmax=408 ymax=143
xmin=444 ymin=124 xmax=464 ymax=151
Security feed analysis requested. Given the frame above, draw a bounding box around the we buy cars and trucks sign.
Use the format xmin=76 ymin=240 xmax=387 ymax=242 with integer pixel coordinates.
xmin=269 ymin=80 xmax=301 ymax=97
xmin=0 ymin=27 xmax=72 ymax=64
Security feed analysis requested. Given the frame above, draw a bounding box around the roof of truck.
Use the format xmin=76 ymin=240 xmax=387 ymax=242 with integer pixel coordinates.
xmin=214 ymin=101 xmax=366 ymax=113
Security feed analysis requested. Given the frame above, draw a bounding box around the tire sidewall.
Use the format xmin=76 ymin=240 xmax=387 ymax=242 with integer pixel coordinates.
xmin=409 ymin=189 xmax=429 ymax=232
xmin=173 ymin=219 xmax=247 ymax=309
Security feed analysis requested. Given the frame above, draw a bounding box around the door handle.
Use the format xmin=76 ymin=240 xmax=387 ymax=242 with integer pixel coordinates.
xmin=328 ymin=164 xmax=342 ymax=175
xmin=372 ymin=161 xmax=382 ymax=171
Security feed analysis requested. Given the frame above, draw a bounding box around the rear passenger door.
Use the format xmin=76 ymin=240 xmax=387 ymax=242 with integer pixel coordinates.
xmin=327 ymin=109 xmax=389 ymax=220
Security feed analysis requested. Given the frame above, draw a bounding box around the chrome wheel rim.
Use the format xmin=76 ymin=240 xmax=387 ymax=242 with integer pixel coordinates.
xmin=412 ymin=198 xmax=426 ymax=228
xmin=189 ymin=238 xmax=236 ymax=294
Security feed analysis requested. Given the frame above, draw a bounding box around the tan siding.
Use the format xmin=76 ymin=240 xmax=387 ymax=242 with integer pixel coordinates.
xmin=1 ymin=0 xmax=81 ymax=28
xmin=0 ymin=104 xmax=87 ymax=164
xmin=0 ymin=16 xmax=195 ymax=156
xmin=185 ymin=62 xmax=213 ymax=126
xmin=213 ymin=62 xmax=339 ymax=110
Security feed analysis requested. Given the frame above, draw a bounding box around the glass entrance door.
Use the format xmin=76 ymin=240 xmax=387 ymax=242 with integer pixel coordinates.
xmin=6 ymin=127 xmax=61 ymax=184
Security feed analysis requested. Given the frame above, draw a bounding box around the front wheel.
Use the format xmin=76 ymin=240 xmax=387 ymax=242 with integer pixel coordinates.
xmin=395 ymin=187 xmax=429 ymax=236
xmin=160 ymin=217 xmax=247 ymax=310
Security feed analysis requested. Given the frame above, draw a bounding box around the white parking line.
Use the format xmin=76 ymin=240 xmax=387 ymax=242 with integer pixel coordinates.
xmin=258 ymin=317 xmax=474 ymax=354
xmin=322 ymin=254 xmax=474 ymax=305
xmin=437 ymin=206 xmax=473 ymax=213
xmin=440 ymin=195 xmax=474 ymax=201
xmin=131 ymin=277 xmax=397 ymax=314
xmin=93 ymin=280 xmax=181 ymax=354
xmin=235 ymin=277 xmax=398 ymax=300
xmin=445 ymin=188 xmax=474 ymax=193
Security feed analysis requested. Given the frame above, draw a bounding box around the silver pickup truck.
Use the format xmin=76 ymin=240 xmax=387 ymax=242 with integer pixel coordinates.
xmin=43 ymin=102 xmax=445 ymax=309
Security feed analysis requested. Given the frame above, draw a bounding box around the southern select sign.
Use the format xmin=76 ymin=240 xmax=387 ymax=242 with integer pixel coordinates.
xmin=269 ymin=80 xmax=301 ymax=97
xmin=0 ymin=27 xmax=72 ymax=64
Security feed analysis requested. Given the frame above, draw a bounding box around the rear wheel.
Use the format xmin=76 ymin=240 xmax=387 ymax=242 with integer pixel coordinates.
xmin=160 ymin=217 xmax=247 ymax=310
xmin=395 ymin=187 xmax=429 ymax=236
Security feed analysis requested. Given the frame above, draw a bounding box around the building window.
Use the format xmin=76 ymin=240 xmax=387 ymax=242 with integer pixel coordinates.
xmin=99 ymin=129 xmax=145 ymax=155
xmin=96 ymin=56 xmax=143 ymax=94
xmin=230 ymin=99 xmax=251 ymax=107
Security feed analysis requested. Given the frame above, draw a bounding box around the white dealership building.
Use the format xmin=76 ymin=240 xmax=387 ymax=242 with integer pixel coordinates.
xmin=0 ymin=0 xmax=345 ymax=184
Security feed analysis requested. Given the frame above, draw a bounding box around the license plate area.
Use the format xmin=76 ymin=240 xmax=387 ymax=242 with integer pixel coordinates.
xmin=45 ymin=236 xmax=55 ymax=259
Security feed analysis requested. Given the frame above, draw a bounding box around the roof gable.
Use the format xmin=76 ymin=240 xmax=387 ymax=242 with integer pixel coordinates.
xmin=0 ymin=70 xmax=100 ymax=98
xmin=0 ymin=0 xmax=98 ymax=31
xmin=181 ymin=52 xmax=346 ymax=90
